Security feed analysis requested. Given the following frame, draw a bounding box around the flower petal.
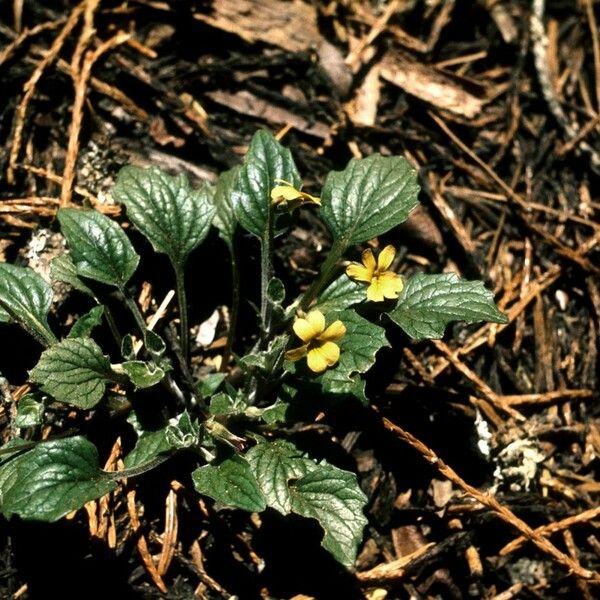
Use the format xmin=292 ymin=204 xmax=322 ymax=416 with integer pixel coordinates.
xmin=346 ymin=262 xmax=372 ymax=283
xmin=378 ymin=272 xmax=403 ymax=299
xmin=319 ymin=320 xmax=346 ymax=342
xmin=293 ymin=310 xmax=325 ymax=342
xmin=285 ymin=345 xmax=308 ymax=361
xmin=271 ymin=184 xmax=301 ymax=204
xmin=361 ymin=248 xmax=377 ymax=272
xmin=307 ymin=341 xmax=340 ymax=373
xmin=366 ymin=278 xmax=386 ymax=302
xmin=377 ymin=245 xmax=396 ymax=271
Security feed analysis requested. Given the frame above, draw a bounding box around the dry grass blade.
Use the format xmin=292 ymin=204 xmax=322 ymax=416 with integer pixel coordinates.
xmin=378 ymin=411 xmax=599 ymax=581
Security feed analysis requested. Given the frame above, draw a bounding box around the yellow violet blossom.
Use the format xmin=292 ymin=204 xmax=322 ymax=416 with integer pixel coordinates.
xmin=286 ymin=310 xmax=346 ymax=373
xmin=346 ymin=245 xmax=403 ymax=302
xmin=270 ymin=179 xmax=320 ymax=207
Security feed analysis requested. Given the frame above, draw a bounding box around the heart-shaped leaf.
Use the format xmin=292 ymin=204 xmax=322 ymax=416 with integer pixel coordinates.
xmin=289 ymin=464 xmax=368 ymax=567
xmin=232 ymin=130 xmax=301 ymax=237
xmin=388 ymin=272 xmax=508 ymax=339
xmin=193 ymin=453 xmax=266 ymax=512
xmin=246 ymin=439 xmax=317 ymax=514
xmin=0 ymin=436 xmax=117 ymax=521
xmin=246 ymin=439 xmax=367 ymax=566
xmin=58 ymin=208 xmax=139 ymax=290
xmin=29 ymin=338 xmax=116 ymax=409
xmin=113 ymin=165 xmax=216 ymax=270
xmin=0 ymin=263 xmax=57 ymax=345
xmin=320 ymin=154 xmax=420 ymax=247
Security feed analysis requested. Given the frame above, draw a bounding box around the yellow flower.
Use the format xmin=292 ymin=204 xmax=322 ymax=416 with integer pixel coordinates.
xmin=270 ymin=179 xmax=320 ymax=207
xmin=346 ymin=245 xmax=403 ymax=302
xmin=285 ymin=309 xmax=346 ymax=373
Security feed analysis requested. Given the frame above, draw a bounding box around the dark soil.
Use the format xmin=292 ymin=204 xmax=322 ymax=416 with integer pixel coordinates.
xmin=1 ymin=1 xmax=599 ymax=599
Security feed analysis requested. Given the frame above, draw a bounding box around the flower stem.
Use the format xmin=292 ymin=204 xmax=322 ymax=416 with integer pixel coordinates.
xmin=298 ymin=240 xmax=347 ymax=312
xmin=221 ymin=241 xmax=240 ymax=371
xmin=174 ymin=264 xmax=189 ymax=364
xmin=121 ymin=288 xmax=147 ymax=334
xmin=260 ymin=205 xmax=274 ymax=346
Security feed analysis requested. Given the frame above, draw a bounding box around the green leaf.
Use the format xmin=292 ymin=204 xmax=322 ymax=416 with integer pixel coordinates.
xmin=124 ymin=428 xmax=171 ymax=469
xmin=50 ymin=255 xmax=96 ymax=298
xmin=29 ymin=338 xmax=115 ymax=409
xmin=212 ymin=166 xmax=240 ymax=245
xmin=193 ymin=453 xmax=266 ymax=512
xmin=388 ymin=272 xmax=508 ymax=339
xmin=119 ymin=360 xmax=165 ymax=389
xmin=14 ymin=395 xmax=44 ymax=428
xmin=285 ymin=309 xmax=388 ymax=403
xmin=319 ymin=309 xmax=389 ymax=401
xmin=315 ymin=275 xmax=365 ymax=313
xmin=121 ymin=334 xmax=135 ymax=360
xmin=0 ymin=263 xmax=56 ymax=345
xmin=0 ymin=436 xmax=117 ymax=521
xmin=260 ymin=399 xmax=290 ymax=424
xmin=124 ymin=411 xmax=197 ymax=468
xmin=246 ymin=439 xmax=368 ymax=566
xmin=144 ymin=330 xmax=166 ymax=358
xmin=289 ymin=464 xmax=368 ymax=567
xmin=165 ymin=410 xmax=201 ymax=449
xmin=197 ymin=372 xmax=225 ymax=397
xmin=113 ymin=165 xmax=216 ymax=269
xmin=58 ymin=208 xmax=139 ymax=289
xmin=67 ymin=305 xmax=104 ymax=339
xmin=209 ymin=392 xmax=247 ymax=416
xmin=246 ymin=440 xmax=316 ymax=513
xmin=232 ymin=130 xmax=301 ymax=237
xmin=0 ymin=306 xmax=10 ymax=322
xmin=320 ymin=155 xmax=420 ymax=246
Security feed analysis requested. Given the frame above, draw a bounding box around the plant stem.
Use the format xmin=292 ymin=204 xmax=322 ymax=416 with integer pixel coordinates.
xmin=106 ymin=453 xmax=172 ymax=481
xmin=298 ymin=240 xmax=347 ymax=312
xmin=259 ymin=205 xmax=274 ymax=346
xmin=121 ymin=288 xmax=147 ymax=334
xmin=221 ymin=242 xmax=240 ymax=371
xmin=174 ymin=264 xmax=189 ymax=364
xmin=102 ymin=303 xmax=122 ymax=348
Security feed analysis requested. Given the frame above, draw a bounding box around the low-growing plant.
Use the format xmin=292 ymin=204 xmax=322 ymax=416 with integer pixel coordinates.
xmin=0 ymin=131 xmax=507 ymax=567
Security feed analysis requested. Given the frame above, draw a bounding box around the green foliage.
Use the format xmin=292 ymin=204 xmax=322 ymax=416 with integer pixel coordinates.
xmin=29 ymin=338 xmax=116 ymax=409
xmin=0 ymin=437 xmax=116 ymax=521
xmin=0 ymin=130 xmax=507 ymax=570
xmin=388 ymin=272 xmax=508 ymax=339
xmin=212 ymin=166 xmax=240 ymax=245
xmin=192 ymin=453 xmax=266 ymax=512
xmin=58 ymin=208 xmax=139 ymax=289
xmin=119 ymin=360 xmax=166 ymax=389
xmin=114 ymin=165 xmax=216 ymax=270
xmin=67 ymin=305 xmax=104 ymax=339
xmin=50 ymin=254 xmax=96 ymax=298
xmin=319 ymin=309 xmax=389 ymax=402
xmin=232 ymin=130 xmax=301 ymax=237
xmin=245 ymin=439 xmax=367 ymax=566
xmin=320 ymin=154 xmax=419 ymax=247
xmin=14 ymin=395 xmax=44 ymax=428
xmin=0 ymin=263 xmax=56 ymax=345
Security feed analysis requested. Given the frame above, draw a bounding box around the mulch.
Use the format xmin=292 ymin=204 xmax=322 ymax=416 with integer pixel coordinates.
xmin=0 ymin=1 xmax=599 ymax=598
